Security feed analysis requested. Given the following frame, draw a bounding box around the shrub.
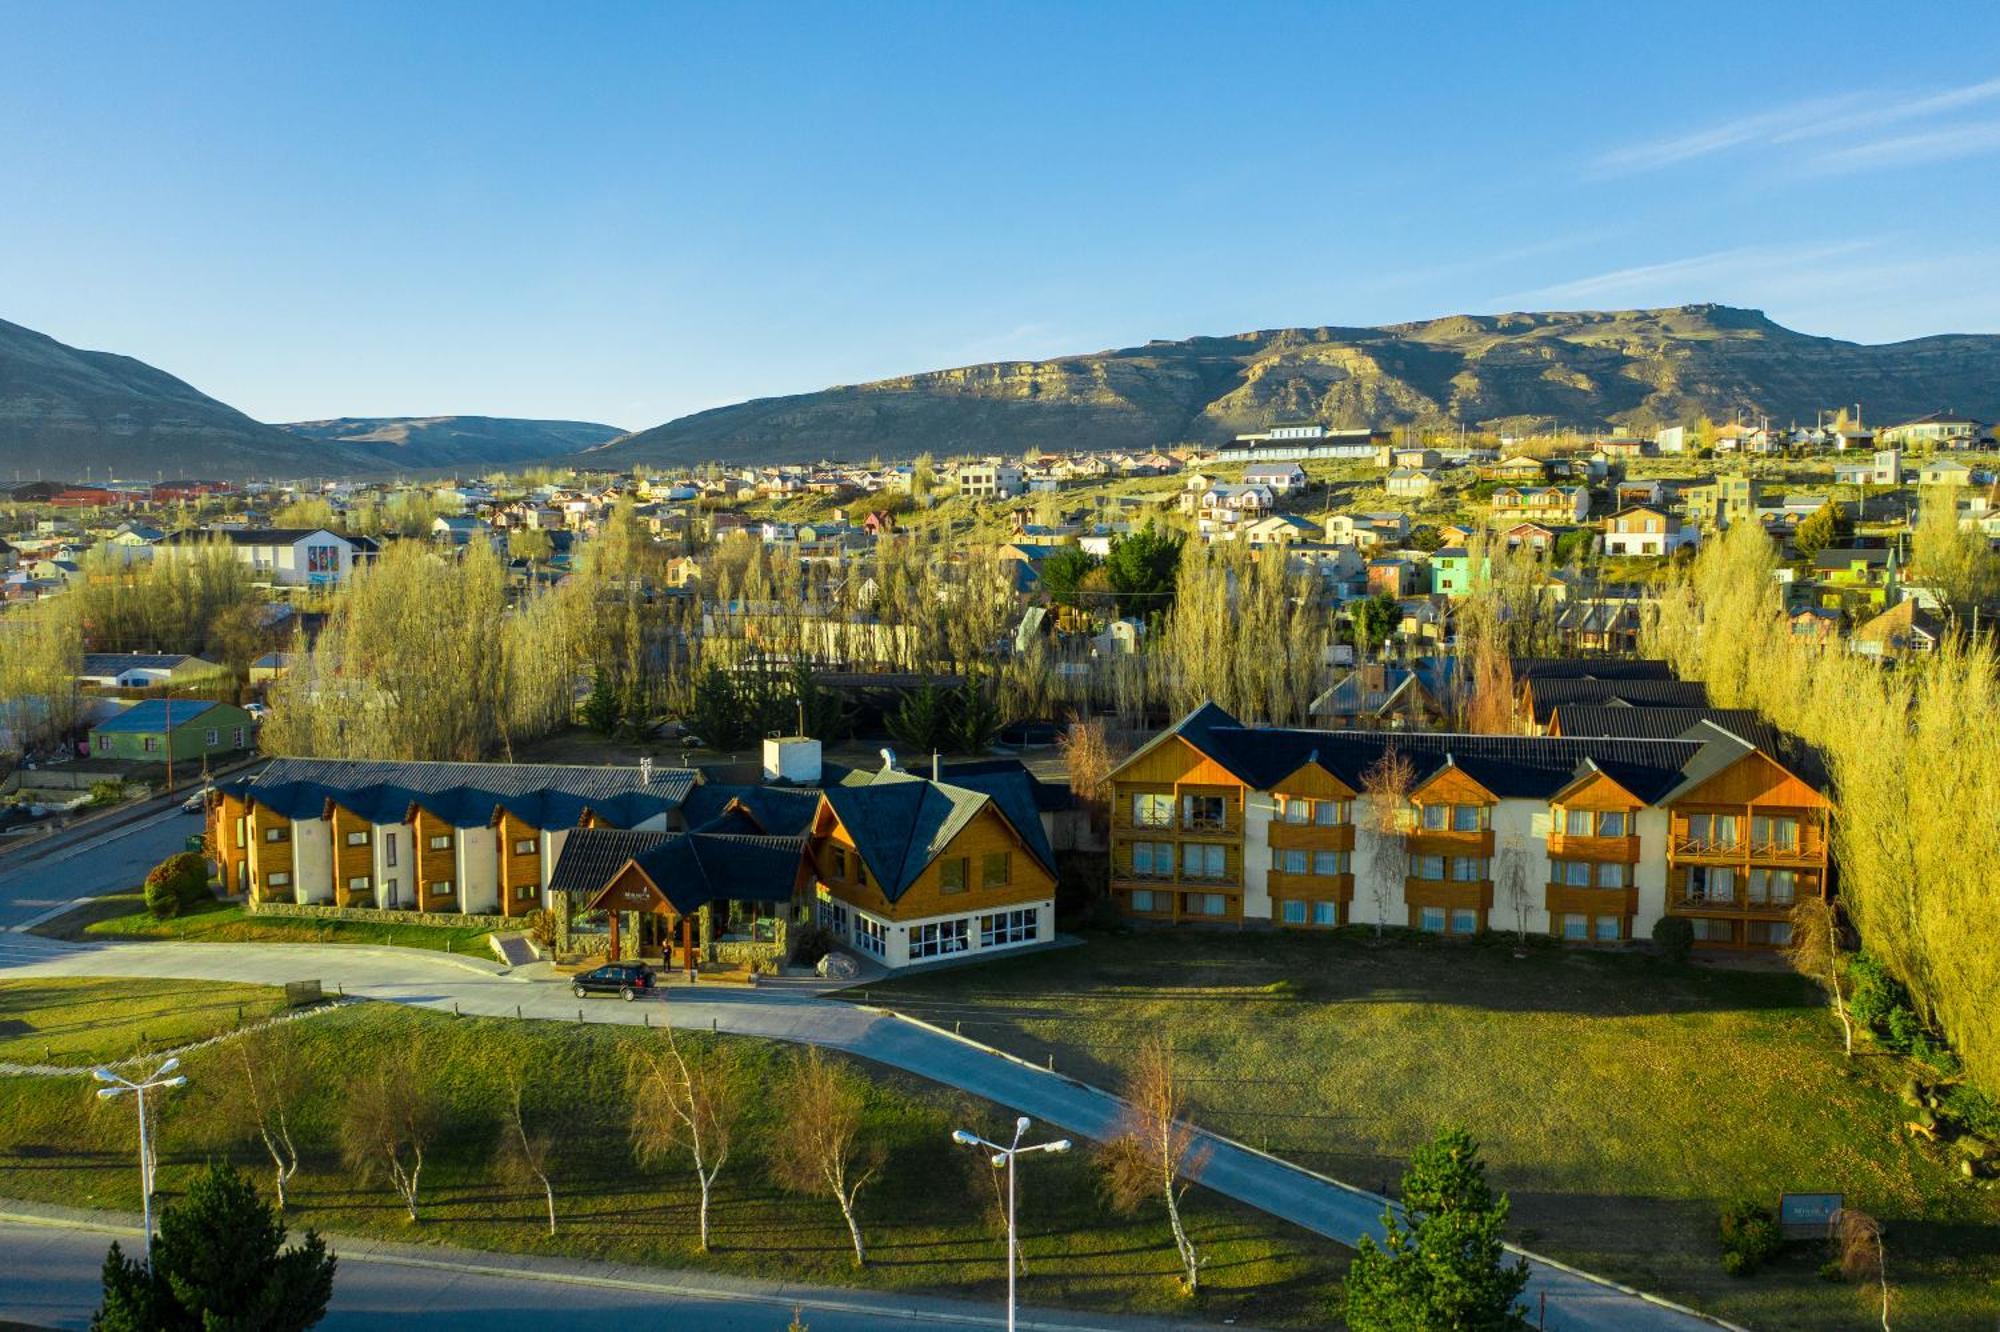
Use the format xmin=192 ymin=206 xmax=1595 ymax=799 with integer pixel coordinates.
xmin=143 ymin=874 xmax=182 ymax=920
xmin=1941 ymin=1084 xmax=2000 ymax=1140
xmin=89 ymin=779 xmax=127 ymax=807
xmin=145 ymin=851 xmax=211 ymax=909
xmin=789 ymin=923 xmax=836 ymax=967
xmin=1717 ymin=1199 xmax=1785 ymax=1276
xmin=1651 ymin=917 xmax=1693 ymax=964
xmin=1846 ymin=952 xmax=1908 ymax=1030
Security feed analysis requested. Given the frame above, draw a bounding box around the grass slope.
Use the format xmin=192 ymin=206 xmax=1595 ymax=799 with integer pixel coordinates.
xmin=38 ymin=893 xmax=494 ymax=955
xmin=0 ymin=978 xmax=288 ymax=1068
xmin=0 ymin=1002 xmax=1343 ymax=1327
xmin=861 ymin=930 xmax=2000 ymax=1331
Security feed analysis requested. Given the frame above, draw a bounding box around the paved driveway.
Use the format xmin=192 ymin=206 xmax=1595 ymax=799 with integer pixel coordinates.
xmin=0 ymin=936 xmax=1740 ymax=1332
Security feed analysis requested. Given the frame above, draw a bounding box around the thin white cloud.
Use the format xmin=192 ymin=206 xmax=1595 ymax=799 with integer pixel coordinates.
xmin=1488 ymin=240 xmax=1881 ymax=308
xmin=1592 ymin=76 xmax=2000 ymax=177
xmin=1805 ymin=119 xmax=2000 ymax=174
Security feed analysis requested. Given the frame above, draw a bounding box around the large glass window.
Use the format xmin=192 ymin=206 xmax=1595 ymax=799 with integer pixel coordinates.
xmin=1312 ymin=850 xmax=1349 ymax=876
xmin=854 ymin=915 xmax=886 ymax=956
xmin=1182 ymin=795 xmax=1227 ymax=830
xmin=939 ymin=857 xmax=968 ymax=894
xmin=1598 ymin=811 xmax=1627 ymax=837
xmin=979 ymin=909 xmax=1038 ymax=948
xmin=1594 ymin=916 xmax=1622 ymax=942
xmin=1181 ymin=843 xmax=1227 ymax=880
xmin=1450 ymin=856 xmax=1488 ymax=882
xmin=1451 ymin=805 xmax=1486 ymax=832
xmin=1272 ymin=848 xmax=1308 ymax=874
xmin=910 ymin=919 xmax=971 ymax=960
xmin=1131 ymin=841 xmax=1174 ymax=878
xmin=1565 ymin=809 xmax=1592 ymax=837
xmin=1281 ymin=797 xmax=1310 ymax=824
xmin=1281 ymin=900 xmax=1308 ymax=925
xmin=1752 ymin=815 xmax=1800 ymax=851
xmin=1413 ymin=855 xmax=1447 ymax=880
xmin=1599 ymin=862 xmax=1630 ymax=889
xmin=1315 ymin=800 xmax=1347 ymax=826
xmin=1451 ymin=908 xmax=1479 ymax=934
xmin=981 ymin=852 xmax=1010 ymax=887
xmin=1562 ymin=913 xmax=1588 ymax=940
xmin=1312 ymin=901 xmax=1338 ymax=926
xmin=1421 ymin=804 xmax=1448 ymax=831
xmin=1553 ymin=859 xmax=1591 ymax=887
xmin=1132 ymin=793 xmax=1173 ymax=827
xmin=1419 ymin=907 xmax=1446 ymax=933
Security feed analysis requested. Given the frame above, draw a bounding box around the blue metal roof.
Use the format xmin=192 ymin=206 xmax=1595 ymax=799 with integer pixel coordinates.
xmin=92 ymin=699 xmax=226 ymax=733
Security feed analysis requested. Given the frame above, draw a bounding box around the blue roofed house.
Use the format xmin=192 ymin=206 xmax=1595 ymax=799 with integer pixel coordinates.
xmin=91 ymin=699 xmax=256 ymax=762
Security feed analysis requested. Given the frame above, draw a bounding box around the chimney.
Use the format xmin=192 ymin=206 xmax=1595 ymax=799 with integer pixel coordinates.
xmin=878 ymin=747 xmax=898 ymax=773
xmin=932 ymin=751 xmax=941 ymax=782
xmin=639 ymin=756 xmax=653 ymax=786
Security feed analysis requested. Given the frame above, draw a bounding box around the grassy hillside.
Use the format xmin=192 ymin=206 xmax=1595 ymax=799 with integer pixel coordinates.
xmin=280 ymin=415 xmax=624 ymax=468
xmin=594 ymin=304 xmax=2000 ymax=465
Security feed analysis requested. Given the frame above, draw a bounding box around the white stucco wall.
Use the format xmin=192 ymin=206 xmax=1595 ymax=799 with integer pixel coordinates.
xmin=291 ymin=817 xmax=333 ymax=905
xmin=1631 ymin=807 xmax=1672 ymax=940
xmin=372 ymin=821 xmax=412 ymax=908
xmin=1241 ymin=790 xmax=1275 ymax=921
xmin=456 ymin=826 xmax=499 ymax=913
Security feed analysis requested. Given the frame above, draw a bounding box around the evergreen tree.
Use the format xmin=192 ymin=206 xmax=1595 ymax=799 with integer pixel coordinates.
xmin=1039 ymin=547 xmax=1100 ymax=608
xmin=886 ymin=682 xmax=955 ymax=755
xmin=1104 ymin=524 xmax=1185 ymax=619
xmin=1344 ymin=1128 xmax=1530 ymax=1332
xmin=950 ymin=680 xmax=1003 ymax=753
xmin=94 ymin=1163 xmax=335 ymax=1332
xmin=686 ymin=665 xmax=752 ymax=750
xmin=579 ymin=672 xmax=622 ymax=736
xmin=1793 ymin=502 xmax=1841 ymax=562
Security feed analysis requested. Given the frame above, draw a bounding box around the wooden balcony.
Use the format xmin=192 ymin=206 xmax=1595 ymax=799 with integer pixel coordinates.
xmin=1269 ymin=821 xmax=1356 ymax=851
xmin=1269 ymin=871 xmax=1354 ymax=904
xmin=1405 ymin=876 xmax=1493 ymax=913
xmin=1546 ymin=833 xmax=1640 ymax=862
xmin=1405 ymin=828 xmax=1495 ymax=857
xmin=1667 ymin=894 xmax=1797 ymax=918
xmin=1669 ymin=838 xmax=1824 ymax=867
xmin=1545 ymin=882 xmax=1638 ymax=918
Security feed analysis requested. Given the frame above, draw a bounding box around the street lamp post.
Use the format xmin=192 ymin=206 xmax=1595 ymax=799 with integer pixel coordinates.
xmin=93 ymin=1058 xmax=188 ymax=1259
xmin=951 ymin=1116 xmax=1071 ymax=1332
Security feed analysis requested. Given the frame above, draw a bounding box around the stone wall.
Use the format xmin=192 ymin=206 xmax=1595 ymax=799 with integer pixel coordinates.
xmin=246 ymin=900 xmax=506 ymax=931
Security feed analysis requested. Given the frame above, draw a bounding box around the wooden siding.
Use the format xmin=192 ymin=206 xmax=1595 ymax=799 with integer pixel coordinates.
xmin=1544 ymin=882 xmax=1639 ymax=920
xmin=330 ymin=803 xmax=374 ymax=906
xmin=496 ymin=810 xmax=543 ymax=918
xmin=211 ymin=793 xmax=251 ymax=898
xmin=245 ymin=801 xmax=293 ymax=902
xmin=815 ymin=803 xmax=1053 ymax=922
xmin=413 ymin=808 xmax=458 ymax=913
xmin=1268 ymin=821 xmax=1356 ymax=852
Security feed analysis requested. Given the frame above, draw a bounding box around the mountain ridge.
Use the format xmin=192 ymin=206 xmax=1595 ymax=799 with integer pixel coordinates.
xmin=594 ymin=304 xmax=2000 ymax=465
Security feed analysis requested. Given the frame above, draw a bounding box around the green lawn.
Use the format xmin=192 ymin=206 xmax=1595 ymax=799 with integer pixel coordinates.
xmin=38 ymin=893 xmax=495 ymax=955
xmin=860 ymin=929 xmax=2000 ymax=1331
xmin=0 ymin=1001 xmax=1343 ymax=1327
xmin=0 ymin=978 xmax=289 ymax=1068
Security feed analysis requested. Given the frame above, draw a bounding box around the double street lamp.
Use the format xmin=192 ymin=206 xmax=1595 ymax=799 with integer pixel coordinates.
xmin=93 ymin=1058 xmax=188 ymax=1259
xmin=951 ymin=1116 xmax=1071 ymax=1332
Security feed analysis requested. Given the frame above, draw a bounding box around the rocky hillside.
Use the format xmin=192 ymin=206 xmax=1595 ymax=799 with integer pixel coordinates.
xmin=0 ymin=318 xmax=621 ymax=480
xmin=279 ymin=416 xmax=624 ymax=469
xmin=595 ymin=305 xmax=2000 ymax=465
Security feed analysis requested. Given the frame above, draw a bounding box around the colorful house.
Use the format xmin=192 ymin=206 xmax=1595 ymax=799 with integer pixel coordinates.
xmin=91 ymin=699 xmax=256 ymax=763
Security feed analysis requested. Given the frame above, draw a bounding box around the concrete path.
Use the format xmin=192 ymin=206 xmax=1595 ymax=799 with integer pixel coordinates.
xmin=0 ymin=1206 xmax=1217 ymax=1332
xmin=0 ymin=935 xmax=1741 ymax=1332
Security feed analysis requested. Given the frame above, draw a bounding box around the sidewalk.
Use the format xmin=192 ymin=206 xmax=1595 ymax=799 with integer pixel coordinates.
xmin=0 ymin=1198 xmax=1243 ymax=1332
xmin=0 ymin=755 xmax=261 ymax=871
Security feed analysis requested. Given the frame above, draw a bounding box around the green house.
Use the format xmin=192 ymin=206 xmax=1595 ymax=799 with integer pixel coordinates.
xmin=89 ymin=699 xmax=256 ymax=763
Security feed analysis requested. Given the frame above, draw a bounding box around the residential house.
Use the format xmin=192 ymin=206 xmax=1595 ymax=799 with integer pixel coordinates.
xmin=1429 ymin=548 xmax=1488 ymax=597
xmin=1499 ymin=522 xmax=1560 ymax=553
xmin=1366 ymin=557 xmax=1417 ymax=598
xmin=78 ymin=652 xmax=226 ymax=689
xmin=1489 ymin=486 xmax=1590 ymax=526
xmin=1242 ymin=463 xmax=1307 ymax=495
xmin=1681 ymin=477 xmax=1761 ymax=529
xmin=159 ymin=528 xmax=368 ymax=587
xmin=1104 ymin=701 xmax=1830 ymax=948
xmin=1849 ymin=599 xmax=1946 ymax=660
xmin=1602 ymin=505 xmax=1696 ymax=557
xmin=90 ymin=699 xmax=255 ymax=762
xmin=1385 ymin=468 xmax=1436 ymax=498
xmin=1876 ymin=413 xmax=1992 ymax=452
xmin=1918 ymin=458 xmax=1974 ymax=487
xmin=1308 ymin=661 xmax=1455 ymax=729
xmin=1813 ymin=546 xmax=1898 ymax=611
xmin=953 ymin=462 xmax=1024 ymax=500
xmin=1482 ymin=454 xmax=1548 ymax=483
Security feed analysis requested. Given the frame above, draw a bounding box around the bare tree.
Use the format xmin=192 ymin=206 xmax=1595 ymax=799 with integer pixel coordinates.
xmin=231 ymin=1027 xmax=303 ymax=1211
xmin=628 ymin=1029 xmax=745 ymax=1252
xmin=1831 ymin=1208 xmax=1890 ymax=1331
xmin=770 ymin=1050 xmax=882 ymax=1267
xmin=1058 ymin=715 xmax=1124 ymax=844
xmin=1786 ymin=897 xmax=1855 ymax=1058
xmin=497 ymin=1070 xmax=558 ymax=1236
xmin=1496 ymin=838 xmax=1532 ymax=947
xmin=1102 ymin=1035 xmax=1211 ymax=1291
xmin=1359 ymin=747 xmax=1415 ymax=939
xmin=339 ymin=1050 xmax=438 ymax=1222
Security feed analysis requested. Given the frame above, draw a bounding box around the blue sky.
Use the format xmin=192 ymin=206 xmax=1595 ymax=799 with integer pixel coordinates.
xmin=4 ymin=1 xmax=1999 ymax=430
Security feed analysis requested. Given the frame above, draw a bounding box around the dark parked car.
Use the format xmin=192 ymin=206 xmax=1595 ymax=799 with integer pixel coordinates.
xmin=571 ymin=962 xmax=655 ymax=1001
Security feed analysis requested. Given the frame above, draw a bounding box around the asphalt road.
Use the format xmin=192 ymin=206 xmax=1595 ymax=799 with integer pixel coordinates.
xmin=0 ymin=1220 xmax=1158 ymax=1332
xmin=0 ymin=805 xmax=204 ymax=931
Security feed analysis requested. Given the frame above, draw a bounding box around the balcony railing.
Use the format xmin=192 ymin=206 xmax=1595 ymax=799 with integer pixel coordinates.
xmin=1182 ymin=814 xmax=1230 ymax=834
xmin=1671 ymin=894 xmax=1796 ymax=915
xmin=1672 ymin=837 xmax=1820 ymax=865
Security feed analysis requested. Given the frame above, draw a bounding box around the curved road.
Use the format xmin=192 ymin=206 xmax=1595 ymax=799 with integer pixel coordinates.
xmin=0 ymin=934 xmax=1740 ymax=1332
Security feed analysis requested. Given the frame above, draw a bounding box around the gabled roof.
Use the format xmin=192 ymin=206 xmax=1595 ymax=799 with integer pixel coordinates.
xmin=1522 ymin=677 xmax=1711 ymax=723
xmin=79 ymin=652 xmax=209 ymax=675
xmin=230 ymin=756 xmax=697 ymax=830
xmin=159 ymin=528 xmax=348 ymax=547
xmin=822 ymin=763 xmax=1054 ymax=904
xmin=548 ymin=827 xmax=805 ymax=915
xmin=92 ymin=699 xmax=227 ymax=733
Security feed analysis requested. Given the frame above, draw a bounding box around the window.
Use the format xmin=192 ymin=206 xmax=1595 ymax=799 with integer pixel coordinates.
xmin=1594 ymin=916 xmax=1622 ymax=942
xmin=1686 ymin=865 xmax=1736 ymax=903
xmin=233 ymin=727 xmax=245 ymax=747
xmin=1749 ymin=868 xmax=1797 ymax=904
xmin=1281 ymin=797 xmax=1310 ymax=824
xmin=1450 ymin=856 xmax=1488 ymax=882
xmin=1131 ymin=841 xmax=1174 ymax=879
xmin=1181 ymin=843 xmax=1227 ymax=881
xmin=514 ymin=839 xmax=537 ymax=855
xmin=264 ymin=826 xmax=287 ymax=843
xmin=1130 ymin=889 xmax=1160 ymax=912
xmin=345 ymin=830 xmax=370 ymax=846
xmin=980 ymin=909 xmax=1038 ymax=947
xmin=1312 ymin=901 xmax=1338 ymax=926
xmin=1752 ymin=815 xmax=1800 ymax=851
xmin=910 ymin=919 xmax=971 ymax=960
xmin=829 ymin=846 xmax=848 ymax=880
xmin=1315 ymin=800 xmax=1348 ymax=826
xmin=383 ymin=877 xmax=399 ymax=905
xmin=854 ymin=915 xmax=886 ymax=957
xmin=347 ymin=875 xmax=370 ymax=892
xmin=1686 ymin=813 xmax=1739 ymax=849
xmin=1419 ymin=907 xmax=1446 ymax=933
xmin=1451 ymin=804 xmax=1486 ymax=832
xmin=429 ymin=880 xmax=454 ymax=896
xmin=1413 ymin=855 xmax=1446 ymax=880
xmin=1564 ymin=808 xmax=1592 ymax=837
xmin=1553 ymin=859 xmax=1592 ymax=887
xmin=1688 ymin=917 xmax=1736 ymax=944
xmin=95 ymin=735 xmax=111 ymax=753
xmin=1598 ymin=811 xmax=1627 ymax=837
xmin=429 ymin=834 xmax=452 ymax=851
xmin=981 ymin=852 xmax=1010 ymax=888
xmin=1598 ymin=862 xmax=1629 ymax=889
xmin=1451 ymin=908 xmax=1479 ymax=935
xmin=1750 ymin=920 xmax=1795 ymax=946
xmin=1272 ymin=847 xmax=1308 ymax=875
xmin=518 ymin=880 xmax=539 ymax=900
xmin=267 ymin=871 xmax=291 ymax=887
xmin=1181 ymin=892 xmax=1226 ymax=917
xmin=1421 ymin=803 xmax=1447 ymax=831
xmin=818 ymin=898 xmax=849 ymax=937
xmin=234 ymin=818 xmax=245 ymax=848
xmin=143 ymin=736 xmax=159 ymax=753
xmin=1182 ymin=795 xmax=1226 ymax=831
xmin=204 ymin=728 xmax=219 ymax=745
xmin=1132 ymin=793 xmax=1173 ymax=827
xmin=1562 ymin=913 xmax=1588 ymax=940
xmin=1312 ymin=850 xmax=1349 ymax=877
xmin=1281 ymin=900 xmax=1308 ymax=924
xmin=384 ymin=832 xmax=397 ymax=867
xmin=939 ymin=857 xmax=968 ymax=894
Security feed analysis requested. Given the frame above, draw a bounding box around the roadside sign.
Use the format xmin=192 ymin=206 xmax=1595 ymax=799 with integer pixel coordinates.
xmin=1779 ymin=1192 xmax=1843 ymax=1238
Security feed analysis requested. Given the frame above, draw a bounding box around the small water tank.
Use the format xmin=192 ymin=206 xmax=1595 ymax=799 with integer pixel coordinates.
xmin=762 ymin=735 xmax=823 ymax=785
